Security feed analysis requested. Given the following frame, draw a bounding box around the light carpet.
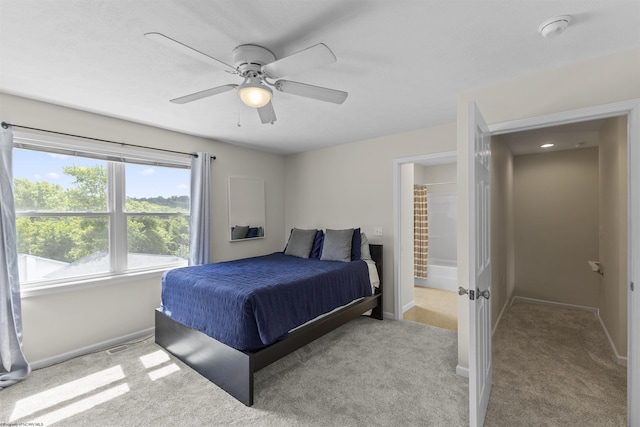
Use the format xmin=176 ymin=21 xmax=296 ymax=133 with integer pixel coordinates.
xmin=1 ymin=317 xmax=468 ymax=427
xmin=485 ymin=301 xmax=627 ymax=427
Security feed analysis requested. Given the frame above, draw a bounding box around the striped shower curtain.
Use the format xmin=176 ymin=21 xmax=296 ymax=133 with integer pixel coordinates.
xmin=414 ymin=185 xmax=428 ymax=278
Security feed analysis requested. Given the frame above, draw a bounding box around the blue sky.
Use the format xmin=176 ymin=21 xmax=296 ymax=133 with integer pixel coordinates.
xmin=13 ymin=149 xmax=190 ymax=199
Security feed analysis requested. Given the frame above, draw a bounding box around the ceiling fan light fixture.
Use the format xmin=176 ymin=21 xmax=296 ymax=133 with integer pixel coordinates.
xmin=238 ymin=82 xmax=272 ymax=108
xmin=146 ymin=33 xmax=347 ymax=123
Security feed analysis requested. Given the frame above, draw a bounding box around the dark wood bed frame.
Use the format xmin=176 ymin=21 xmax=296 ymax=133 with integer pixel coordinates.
xmin=155 ymin=244 xmax=383 ymax=406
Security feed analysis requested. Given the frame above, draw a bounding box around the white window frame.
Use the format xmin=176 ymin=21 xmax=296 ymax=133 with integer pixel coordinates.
xmin=13 ymin=131 xmax=192 ymax=296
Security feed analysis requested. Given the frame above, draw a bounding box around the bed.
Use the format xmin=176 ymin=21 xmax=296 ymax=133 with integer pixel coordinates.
xmin=155 ymin=230 xmax=383 ymax=406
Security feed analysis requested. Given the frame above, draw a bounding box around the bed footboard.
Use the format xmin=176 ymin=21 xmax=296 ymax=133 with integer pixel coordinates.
xmin=155 ymin=309 xmax=254 ymax=405
xmin=155 ymin=293 xmax=380 ymax=406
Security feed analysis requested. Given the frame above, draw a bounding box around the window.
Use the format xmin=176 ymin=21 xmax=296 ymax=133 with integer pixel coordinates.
xmin=13 ymin=133 xmax=191 ymax=289
xmin=124 ymin=163 xmax=190 ymax=270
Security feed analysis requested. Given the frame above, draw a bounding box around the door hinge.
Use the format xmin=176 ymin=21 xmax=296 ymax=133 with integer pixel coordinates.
xmin=469 ymin=289 xmax=475 ymax=300
xmin=631 ymin=281 xmax=635 ymax=292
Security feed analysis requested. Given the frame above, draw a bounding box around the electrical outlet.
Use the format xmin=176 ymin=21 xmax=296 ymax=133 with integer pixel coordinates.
xmin=374 ymin=227 xmax=383 ymax=236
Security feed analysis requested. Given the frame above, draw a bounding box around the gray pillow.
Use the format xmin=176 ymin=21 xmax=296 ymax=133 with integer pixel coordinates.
xmin=320 ymin=228 xmax=354 ymax=262
xmin=360 ymin=232 xmax=372 ymax=260
xmin=231 ymin=225 xmax=249 ymax=240
xmin=284 ymin=228 xmax=317 ymax=258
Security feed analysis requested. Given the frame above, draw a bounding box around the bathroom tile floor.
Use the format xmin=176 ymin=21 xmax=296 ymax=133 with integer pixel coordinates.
xmin=403 ymin=286 xmax=458 ymax=331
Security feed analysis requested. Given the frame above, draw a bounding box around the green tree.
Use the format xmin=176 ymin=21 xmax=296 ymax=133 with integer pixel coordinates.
xmin=166 ymin=216 xmax=190 ymax=258
xmin=68 ymin=216 xmax=109 ymax=261
xmin=63 ymin=165 xmax=107 ymax=211
xmin=16 ymin=163 xmax=189 ymax=265
xmin=128 ymin=215 xmax=169 ymax=255
xmin=17 ymin=217 xmax=75 ymax=262
xmin=14 ymin=179 xmax=67 ymax=211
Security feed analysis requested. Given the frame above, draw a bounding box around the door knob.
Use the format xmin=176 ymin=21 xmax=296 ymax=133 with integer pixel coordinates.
xmin=458 ymin=287 xmax=475 ymax=300
xmin=477 ymin=289 xmax=491 ymax=299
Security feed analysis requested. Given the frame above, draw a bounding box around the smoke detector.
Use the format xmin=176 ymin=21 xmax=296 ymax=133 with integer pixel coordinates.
xmin=538 ymin=15 xmax=572 ymax=38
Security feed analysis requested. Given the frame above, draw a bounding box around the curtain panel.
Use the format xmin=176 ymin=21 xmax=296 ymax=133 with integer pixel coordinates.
xmin=188 ymin=152 xmax=211 ymax=266
xmin=0 ymin=125 xmax=30 ymax=388
xmin=414 ymin=185 xmax=428 ymax=279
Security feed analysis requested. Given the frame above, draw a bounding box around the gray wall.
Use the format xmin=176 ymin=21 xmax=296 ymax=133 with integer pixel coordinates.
xmin=598 ymin=115 xmax=628 ymax=357
xmin=513 ymin=147 xmax=600 ymax=307
xmin=490 ymin=135 xmax=514 ymax=329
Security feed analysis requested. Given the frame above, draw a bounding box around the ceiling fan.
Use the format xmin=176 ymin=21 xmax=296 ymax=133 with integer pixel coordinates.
xmin=144 ymin=32 xmax=348 ymax=124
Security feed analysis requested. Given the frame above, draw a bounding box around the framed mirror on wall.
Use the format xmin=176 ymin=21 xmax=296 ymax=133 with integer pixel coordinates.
xmin=228 ymin=176 xmax=265 ymax=241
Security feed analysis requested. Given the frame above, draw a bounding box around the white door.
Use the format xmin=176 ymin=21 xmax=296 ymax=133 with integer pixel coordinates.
xmin=629 ymin=104 xmax=640 ymax=427
xmin=467 ymin=101 xmax=492 ymax=427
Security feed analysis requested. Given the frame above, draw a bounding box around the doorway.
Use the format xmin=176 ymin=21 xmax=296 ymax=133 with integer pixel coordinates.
xmin=393 ymin=151 xmax=458 ymax=331
xmin=409 ymin=161 xmax=458 ymax=330
xmin=479 ymin=99 xmax=640 ymax=424
xmin=484 ymin=115 xmax=628 ymax=422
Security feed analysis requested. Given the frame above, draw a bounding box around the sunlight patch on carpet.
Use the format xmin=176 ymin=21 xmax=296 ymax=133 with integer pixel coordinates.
xmin=139 ymin=349 xmax=180 ymax=380
xmin=148 ymin=363 xmax=181 ymax=381
xmin=10 ymin=365 xmax=125 ymax=421
xmin=29 ymin=383 xmax=130 ymax=425
xmin=139 ymin=349 xmax=170 ymax=369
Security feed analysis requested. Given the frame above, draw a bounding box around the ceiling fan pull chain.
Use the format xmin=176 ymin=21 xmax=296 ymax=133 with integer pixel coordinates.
xmin=237 ymin=101 xmax=242 ymax=127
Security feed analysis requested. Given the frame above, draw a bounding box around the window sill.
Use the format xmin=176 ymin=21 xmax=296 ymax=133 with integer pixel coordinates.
xmin=20 ymin=265 xmax=186 ymax=299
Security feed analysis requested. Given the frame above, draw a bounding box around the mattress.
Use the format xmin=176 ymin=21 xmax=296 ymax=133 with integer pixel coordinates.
xmin=161 ymin=252 xmax=373 ymax=351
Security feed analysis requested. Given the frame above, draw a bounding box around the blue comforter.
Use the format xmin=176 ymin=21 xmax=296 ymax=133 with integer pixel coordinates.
xmin=161 ymin=253 xmax=372 ymax=351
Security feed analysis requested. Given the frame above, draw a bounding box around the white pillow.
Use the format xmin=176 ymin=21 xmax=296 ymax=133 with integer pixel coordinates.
xmin=360 ymin=232 xmax=372 ymax=260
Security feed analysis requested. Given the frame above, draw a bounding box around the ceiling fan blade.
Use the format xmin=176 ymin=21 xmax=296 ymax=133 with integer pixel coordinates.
xmin=257 ymin=102 xmax=277 ymax=124
xmin=170 ymin=84 xmax=237 ymax=104
xmin=275 ymin=80 xmax=348 ymax=104
xmin=262 ymin=43 xmax=336 ymax=78
xmin=145 ymin=32 xmax=237 ymax=73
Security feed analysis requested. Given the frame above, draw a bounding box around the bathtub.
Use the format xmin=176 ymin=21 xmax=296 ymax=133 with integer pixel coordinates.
xmin=416 ymin=264 xmax=458 ymax=292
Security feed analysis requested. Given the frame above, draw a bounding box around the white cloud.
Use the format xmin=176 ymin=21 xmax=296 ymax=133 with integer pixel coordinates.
xmin=47 ymin=172 xmax=60 ymax=179
xmin=177 ymin=184 xmax=187 ymax=190
xmin=49 ymin=153 xmax=70 ymax=159
xmin=141 ymin=168 xmax=155 ymax=176
xmin=34 ymin=174 xmax=42 ymax=180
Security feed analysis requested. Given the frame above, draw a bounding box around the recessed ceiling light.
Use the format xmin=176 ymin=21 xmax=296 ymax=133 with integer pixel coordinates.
xmin=541 ymin=143 xmax=555 ymax=148
xmin=538 ymin=15 xmax=572 ymax=38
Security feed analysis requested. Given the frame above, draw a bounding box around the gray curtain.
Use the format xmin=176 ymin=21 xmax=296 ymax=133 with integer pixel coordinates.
xmin=188 ymin=152 xmax=211 ymax=266
xmin=0 ymin=125 xmax=30 ymax=388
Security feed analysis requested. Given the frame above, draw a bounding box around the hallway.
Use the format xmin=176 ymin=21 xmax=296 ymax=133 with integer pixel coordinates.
xmin=485 ymin=301 xmax=626 ymax=426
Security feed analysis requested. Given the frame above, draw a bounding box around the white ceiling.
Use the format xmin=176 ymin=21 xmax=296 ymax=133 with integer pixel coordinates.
xmin=502 ymin=118 xmax=605 ymax=156
xmin=1 ymin=1 xmax=638 ymax=155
